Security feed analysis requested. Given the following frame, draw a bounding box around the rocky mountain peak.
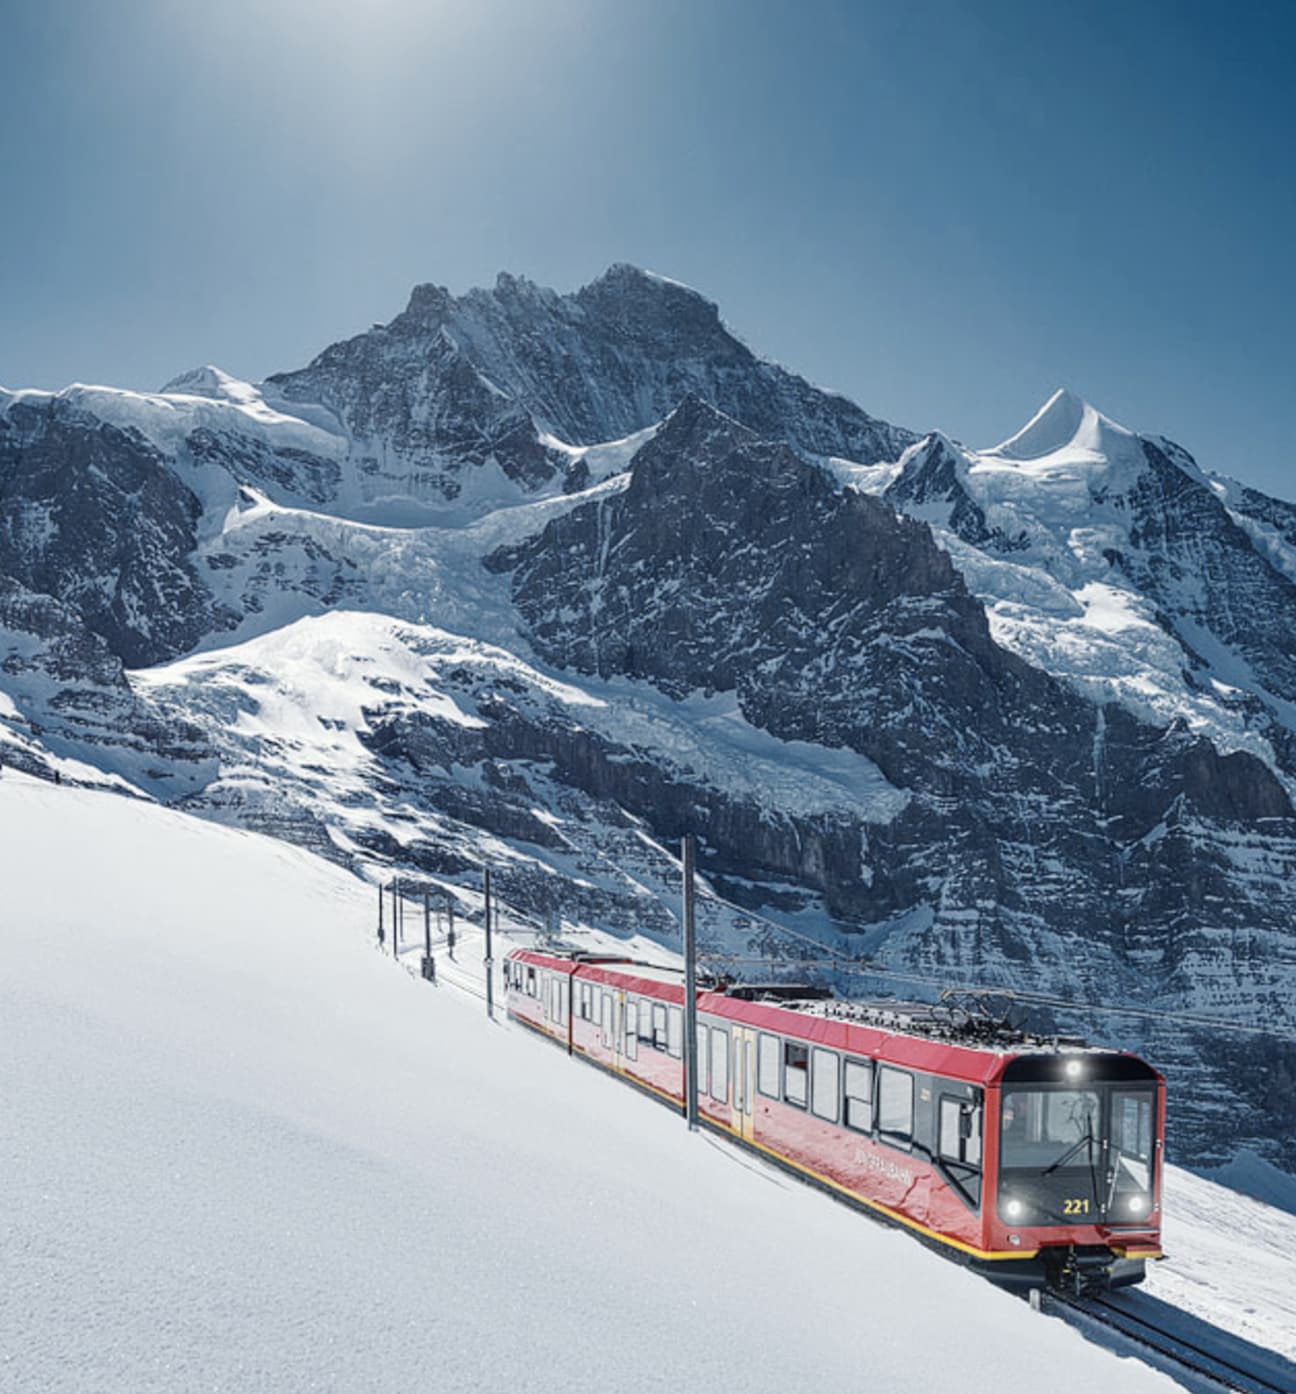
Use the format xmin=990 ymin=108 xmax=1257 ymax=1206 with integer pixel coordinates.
xmin=257 ymin=266 xmax=915 ymax=514
xmin=392 ymin=281 xmax=454 ymax=332
xmin=651 ymin=390 xmax=751 ymax=451
xmin=883 ymin=431 xmax=992 ymax=546
xmin=576 ymin=262 xmax=722 ymax=323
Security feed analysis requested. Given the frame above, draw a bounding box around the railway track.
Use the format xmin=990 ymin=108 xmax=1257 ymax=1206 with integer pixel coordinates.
xmin=1049 ymin=1290 xmax=1295 ymax=1394
xmin=392 ymin=934 xmax=1294 ymax=1394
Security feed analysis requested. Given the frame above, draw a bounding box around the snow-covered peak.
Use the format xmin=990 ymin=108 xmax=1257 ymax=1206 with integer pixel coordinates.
xmin=158 ymin=364 xmax=260 ymax=406
xmin=966 ymin=390 xmax=1150 ymax=516
xmin=988 ymin=388 xmax=1138 ymax=464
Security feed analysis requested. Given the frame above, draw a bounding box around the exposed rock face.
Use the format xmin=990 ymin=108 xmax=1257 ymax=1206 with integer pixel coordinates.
xmin=1120 ymin=441 xmax=1296 ymax=707
xmin=883 ymin=433 xmax=996 ymax=547
xmin=494 ymin=397 xmax=1018 ymax=792
xmin=0 ymin=397 xmax=231 ymax=667
xmin=184 ymin=426 xmax=344 ymax=509
xmin=0 ymin=576 xmax=212 ymax=791
xmin=266 ymin=265 xmax=914 ymax=506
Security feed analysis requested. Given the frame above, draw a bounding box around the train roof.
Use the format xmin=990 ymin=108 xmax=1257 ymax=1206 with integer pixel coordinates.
xmin=505 ymin=948 xmax=1160 ymax=1087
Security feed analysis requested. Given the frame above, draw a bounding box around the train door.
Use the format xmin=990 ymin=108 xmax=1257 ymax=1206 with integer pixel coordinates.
xmin=731 ymin=1026 xmax=756 ymax=1142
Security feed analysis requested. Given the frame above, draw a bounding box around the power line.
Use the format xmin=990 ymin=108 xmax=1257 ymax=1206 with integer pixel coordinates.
xmin=700 ymin=953 xmax=1296 ymax=1042
xmin=692 ymin=887 xmax=1296 ymax=1044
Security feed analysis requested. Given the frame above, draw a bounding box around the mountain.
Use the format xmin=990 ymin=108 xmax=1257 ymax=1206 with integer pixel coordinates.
xmin=1 ymin=268 xmax=1294 ymax=1173
xmin=261 ymin=264 xmax=915 ymax=519
xmin=878 ymin=389 xmax=1296 ymax=780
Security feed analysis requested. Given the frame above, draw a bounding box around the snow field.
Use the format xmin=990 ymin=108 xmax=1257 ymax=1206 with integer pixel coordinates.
xmin=1 ymin=776 xmax=1176 ymax=1393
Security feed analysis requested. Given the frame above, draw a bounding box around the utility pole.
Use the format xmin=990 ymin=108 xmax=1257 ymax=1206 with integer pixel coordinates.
xmin=422 ymin=889 xmax=435 ymax=983
xmin=391 ymin=880 xmax=399 ymax=957
xmin=377 ymin=881 xmax=385 ymax=949
xmin=682 ymin=834 xmax=699 ymax=1131
xmin=483 ymin=867 xmax=495 ymax=1021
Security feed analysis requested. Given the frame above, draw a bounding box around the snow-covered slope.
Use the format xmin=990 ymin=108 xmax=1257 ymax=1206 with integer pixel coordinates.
xmin=131 ymin=608 xmax=904 ymax=942
xmin=0 ymin=772 xmax=1247 ymax=1391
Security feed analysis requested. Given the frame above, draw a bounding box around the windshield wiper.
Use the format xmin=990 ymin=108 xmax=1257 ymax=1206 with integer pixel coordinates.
xmin=1041 ymin=1124 xmax=1096 ymax=1177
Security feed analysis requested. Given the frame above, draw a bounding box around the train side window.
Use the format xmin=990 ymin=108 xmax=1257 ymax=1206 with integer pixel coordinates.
xmin=667 ymin=1007 xmax=683 ymax=1059
xmin=878 ymin=1066 xmax=914 ymax=1148
xmin=710 ymin=1027 xmax=729 ymax=1101
xmin=625 ymin=1001 xmax=638 ymax=1060
xmin=783 ymin=1041 xmax=809 ymax=1109
xmin=757 ymin=1033 xmax=780 ymax=1098
xmin=1111 ymin=1089 xmax=1155 ymax=1190
xmin=965 ymin=1097 xmax=982 ymax=1167
xmin=844 ymin=1058 xmax=874 ymax=1133
xmin=526 ymin=967 xmax=537 ymax=998
xmin=696 ymin=1023 xmax=710 ymax=1096
xmin=939 ymin=1095 xmax=982 ymax=1169
xmin=638 ymin=1001 xmax=654 ymax=1041
xmin=811 ymin=1049 xmax=840 ymax=1123
xmin=650 ymin=1003 xmax=667 ymax=1050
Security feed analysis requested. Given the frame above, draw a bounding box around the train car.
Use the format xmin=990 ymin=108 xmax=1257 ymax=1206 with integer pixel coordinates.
xmin=503 ymin=949 xmax=1165 ymax=1294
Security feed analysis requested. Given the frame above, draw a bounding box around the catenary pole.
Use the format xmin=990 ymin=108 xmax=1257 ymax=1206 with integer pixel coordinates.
xmin=423 ymin=889 xmax=434 ymax=982
xmin=483 ymin=867 xmax=495 ymax=1021
xmin=377 ymin=881 xmax=384 ymax=947
xmin=682 ymin=834 xmax=699 ymax=1131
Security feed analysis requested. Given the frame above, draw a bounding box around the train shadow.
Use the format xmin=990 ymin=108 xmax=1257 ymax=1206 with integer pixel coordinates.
xmin=1085 ymin=1287 xmax=1295 ymax=1393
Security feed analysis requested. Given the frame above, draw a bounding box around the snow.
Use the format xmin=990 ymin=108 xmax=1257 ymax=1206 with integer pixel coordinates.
xmin=0 ymin=380 xmax=346 ymax=465
xmin=0 ymin=774 xmax=1188 ymax=1392
xmin=132 ymin=610 xmax=906 ymax=840
xmin=1147 ymin=1165 xmax=1296 ymax=1363
xmin=865 ymin=393 xmax=1296 ymax=793
xmin=991 ymin=388 xmax=1118 ymax=462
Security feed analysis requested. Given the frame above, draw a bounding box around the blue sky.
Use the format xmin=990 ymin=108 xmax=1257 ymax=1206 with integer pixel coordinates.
xmin=1 ymin=0 xmax=1292 ymax=493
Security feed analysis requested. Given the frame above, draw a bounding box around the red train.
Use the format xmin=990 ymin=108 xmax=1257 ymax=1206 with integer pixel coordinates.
xmin=504 ymin=948 xmax=1165 ymax=1293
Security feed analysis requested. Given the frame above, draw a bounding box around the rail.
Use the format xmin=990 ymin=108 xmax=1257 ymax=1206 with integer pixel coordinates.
xmin=1048 ymin=1290 xmax=1295 ymax=1394
xmin=380 ymin=919 xmax=1295 ymax=1394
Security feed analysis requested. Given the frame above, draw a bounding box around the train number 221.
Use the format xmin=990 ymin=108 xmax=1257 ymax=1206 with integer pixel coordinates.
xmin=1062 ymin=1198 xmax=1091 ymax=1216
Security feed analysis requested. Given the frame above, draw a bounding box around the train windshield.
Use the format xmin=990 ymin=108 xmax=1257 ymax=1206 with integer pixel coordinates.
xmin=998 ymin=1084 xmax=1156 ymax=1225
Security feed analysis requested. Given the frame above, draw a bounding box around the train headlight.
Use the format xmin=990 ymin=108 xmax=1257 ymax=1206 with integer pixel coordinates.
xmin=1064 ymin=1058 xmax=1084 ymax=1080
xmin=1005 ymin=1197 xmax=1025 ymax=1219
xmin=1127 ymin=1194 xmax=1149 ymax=1216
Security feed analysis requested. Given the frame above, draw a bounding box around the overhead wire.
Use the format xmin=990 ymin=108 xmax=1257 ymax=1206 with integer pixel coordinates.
xmin=690 ymin=884 xmax=1296 ymax=1044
